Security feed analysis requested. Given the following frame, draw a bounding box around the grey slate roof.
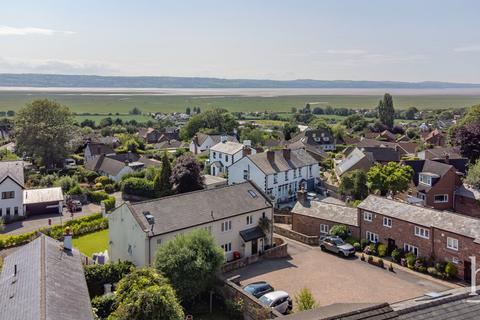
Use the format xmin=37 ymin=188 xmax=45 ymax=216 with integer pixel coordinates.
xmin=247 ymin=149 xmax=317 ymax=175
xmin=292 ymin=200 xmax=358 ymax=226
xmin=85 ymin=142 xmax=115 ymax=156
xmin=358 ymin=195 xmax=480 ymax=243
xmin=283 ymin=303 xmax=398 ymax=320
xmin=210 ymin=141 xmax=244 ymax=154
xmin=195 ymin=133 xmax=238 ymax=146
xmin=85 ymin=153 xmax=142 ymax=176
xmin=125 ymin=181 xmax=272 ymax=236
xmin=0 ymin=235 xmax=93 ymax=320
xmin=403 ymin=159 xmax=455 ymax=190
xmin=239 ymin=226 xmax=265 ymax=242
xmin=0 ymin=160 xmax=24 ymax=187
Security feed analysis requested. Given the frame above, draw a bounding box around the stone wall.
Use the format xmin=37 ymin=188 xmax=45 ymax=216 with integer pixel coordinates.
xmin=274 ymin=214 xmax=292 ymax=225
xmin=274 ymin=224 xmax=319 ymax=246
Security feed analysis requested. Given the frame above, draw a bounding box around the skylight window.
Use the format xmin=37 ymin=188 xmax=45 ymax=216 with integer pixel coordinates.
xmin=248 ymin=190 xmax=257 ymax=198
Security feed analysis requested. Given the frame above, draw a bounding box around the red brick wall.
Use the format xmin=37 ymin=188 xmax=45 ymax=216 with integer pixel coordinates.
xmin=292 ymin=213 xmax=360 ymax=240
xmin=454 ymin=195 xmax=480 ymax=218
xmin=425 ymin=168 xmax=457 ymax=211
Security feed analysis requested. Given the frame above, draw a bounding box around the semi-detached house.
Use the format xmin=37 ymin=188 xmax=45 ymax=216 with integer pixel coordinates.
xmin=228 ymin=148 xmax=320 ymax=205
xmin=208 ymin=140 xmax=255 ymax=176
xmin=108 ymin=182 xmax=273 ymax=266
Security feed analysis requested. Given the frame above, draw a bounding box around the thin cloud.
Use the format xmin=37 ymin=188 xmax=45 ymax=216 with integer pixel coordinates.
xmin=454 ymin=45 xmax=480 ymax=53
xmin=0 ymin=57 xmax=117 ymax=74
xmin=325 ymin=49 xmax=367 ymax=55
xmin=0 ymin=25 xmax=74 ymax=36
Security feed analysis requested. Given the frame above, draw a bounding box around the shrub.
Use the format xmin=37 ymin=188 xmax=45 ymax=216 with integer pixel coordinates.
xmin=54 ymin=176 xmax=78 ymax=192
xmin=102 ymin=196 xmax=116 ymax=212
xmin=360 ymin=239 xmax=369 ymax=249
xmin=406 ymin=253 xmax=416 ymax=269
xmin=353 ymin=242 xmax=361 ymax=252
xmin=95 ymin=176 xmax=113 ymax=186
xmin=444 ymin=262 xmax=458 ymax=279
xmin=85 ymin=170 xmax=99 ymax=183
xmin=224 ymin=298 xmax=244 ymax=320
xmin=0 ymin=231 xmax=37 ymax=249
xmin=391 ymin=248 xmax=404 ymax=262
xmin=103 ymin=184 xmax=115 ymax=194
xmin=67 ymin=184 xmax=84 ymax=196
xmin=377 ymin=243 xmax=387 ymax=258
xmin=91 ymin=294 xmax=116 ymax=319
xmin=344 ymin=236 xmax=357 ymax=246
xmin=417 ymin=266 xmax=427 ymax=274
xmin=84 ymin=261 xmax=135 ymax=297
xmin=121 ymin=177 xmax=155 ymax=198
xmin=435 ymin=262 xmax=446 ymax=273
xmin=294 ymin=287 xmax=317 ymax=311
xmin=88 ymin=191 xmax=109 ymax=203
xmin=377 ymin=259 xmax=384 ymax=268
xmin=360 ymin=253 xmax=365 ymax=261
xmin=388 ymin=263 xmax=394 ymax=272
xmin=329 ymin=224 xmax=349 ymax=239
xmin=367 ymin=255 xmax=373 ymax=263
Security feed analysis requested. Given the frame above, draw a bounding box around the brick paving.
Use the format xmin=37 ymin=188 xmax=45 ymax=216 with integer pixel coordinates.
xmin=226 ymin=237 xmax=454 ymax=307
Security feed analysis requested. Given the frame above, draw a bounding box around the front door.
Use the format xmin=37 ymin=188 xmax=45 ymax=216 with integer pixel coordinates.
xmin=251 ymin=240 xmax=258 ymax=255
xmin=464 ymin=260 xmax=472 ymax=284
xmin=387 ymin=238 xmax=396 ymax=255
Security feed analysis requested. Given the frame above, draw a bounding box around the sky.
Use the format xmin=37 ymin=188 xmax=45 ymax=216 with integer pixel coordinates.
xmin=0 ymin=0 xmax=479 ymax=82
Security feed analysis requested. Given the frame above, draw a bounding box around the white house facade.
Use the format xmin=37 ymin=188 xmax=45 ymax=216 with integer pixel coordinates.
xmin=228 ymin=149 xmax=320 ymax=205
xmin=208 ymin=140 xmax=256 ymax=176
xmin=108 ymin=182 xmax=273 ymax=266
xmin=189 ymin=133 xmax=238 ymax=154
xmin=0 ymin=176 xmax=24 ymax=219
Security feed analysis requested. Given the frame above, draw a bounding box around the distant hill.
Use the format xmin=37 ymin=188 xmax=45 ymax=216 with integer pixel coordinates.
xmin=0 ymin=73 xmax=480 ymax=89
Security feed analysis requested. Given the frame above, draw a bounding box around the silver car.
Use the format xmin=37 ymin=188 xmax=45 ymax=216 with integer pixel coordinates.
xmin=319 ymin=236 xmax=355 ymax=257
xmin=259 ymin=291 xmax=292 ymax=314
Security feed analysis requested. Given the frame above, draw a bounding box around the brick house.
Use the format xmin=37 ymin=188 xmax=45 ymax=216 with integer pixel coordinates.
xmin=423 ymin=129 xmax=446 ymax=146
xmin=138 ymin=128 xmax=162 ymax=144
xmin=402 ymin=159 xmax=463 ymax=210
xmin=357 ymin=195 xmax=480 ymax=284
xmin=454 ymin=185 xmax=480 ymax=218
xmin=291 ymin=191 xmax=359 ymax=239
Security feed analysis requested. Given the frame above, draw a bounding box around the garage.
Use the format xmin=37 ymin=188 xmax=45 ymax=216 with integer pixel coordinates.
xmin=23 ymin=187 xmax=64 ymax=216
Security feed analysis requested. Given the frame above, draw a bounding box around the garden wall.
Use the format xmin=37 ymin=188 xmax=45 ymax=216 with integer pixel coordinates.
xmin=274 ymin=224 xmax=319 ymax=246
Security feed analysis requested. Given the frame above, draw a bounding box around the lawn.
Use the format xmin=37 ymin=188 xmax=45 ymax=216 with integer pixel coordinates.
xmin=72 ymin=229 xmax=109 ymax=258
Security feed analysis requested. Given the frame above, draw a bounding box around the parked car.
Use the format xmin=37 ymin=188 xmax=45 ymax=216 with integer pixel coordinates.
xmin=68 ymin=200 xmax=82 ymax=212
xmin=64 ymin=158 xmax=77 ymax=169
xmin=319 ymin=236 xmax=355 ymax=257
xmin=259 ymin=291 xmax=292 ymax=314
xmin=243 ymin=281 xmax=274 ymax=298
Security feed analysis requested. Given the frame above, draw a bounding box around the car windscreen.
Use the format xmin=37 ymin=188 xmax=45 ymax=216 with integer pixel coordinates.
xmin=333 ymin=239 xmax=345 ymax=246
xmin=259 ymin=295 xmax=273 ymax=306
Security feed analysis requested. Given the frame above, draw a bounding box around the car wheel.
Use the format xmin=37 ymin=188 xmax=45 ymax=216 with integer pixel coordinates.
xmin=320 ymin=245 xmax=326 ymax=251
xmin=343 ymin=251 xmax=349 ymax=257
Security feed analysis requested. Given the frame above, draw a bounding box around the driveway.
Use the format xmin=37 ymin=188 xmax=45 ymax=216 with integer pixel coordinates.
xmin=225 ymin=237 xmax=452 ymax=307
xmin=1 ymin=203 xmax=101 ymax=235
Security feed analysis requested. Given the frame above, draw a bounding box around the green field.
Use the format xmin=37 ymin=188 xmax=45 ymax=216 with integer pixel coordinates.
xmin=72 ymin=229 xmax=109 ymax=258
xmin=74 ymin=114 xmax=151 ymax=124
xmin=0 ymin=92 xmax=479 ymax=115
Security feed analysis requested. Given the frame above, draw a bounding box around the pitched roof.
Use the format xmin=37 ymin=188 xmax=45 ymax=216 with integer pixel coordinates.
xmin=455 ymin=184 xmax=480 ymax=200
xmin=194 ymin=133 xmax=238 ymax=146
xmin=283 ymin=303 xmax=397 ymax=320
xmin=361 ymin=146 xmax=401 ymax=162
xmin=0 ymin=235 xmax=93 ymax=320
xmin=210 ymin=141 xmax=244 ymax=154
xmin=357 ymin=138 xmax=418 ymax=155
xmin=0 ymin=160 xmax=24 ymax=187
xmin=23 ymin=187 xmax=64 ymax=204
xmin=247 ymin=149 xmax=317 ymax=175
xmin=403 ymin=159 xmax=456 ymax=191
xmin=125 ymin=181 xmax=272 ymax=236
xmin=422 ymin=147 xmax=463 ymax=160
xmin=154 ymin=139 xmax=183 ymax=149
xmin=287 ymin=140 xmax=328 ymax=159
xmin=85 ymin=142 xmax=115 ymax=156
xmin=335 ymin=148 xmax=370 ymax=176
xmin=289 ymin=128 xmax=335 ymax=146
xmin=358 ymin=195 xmax=480 ymax=242
xmin=292 ymin=200 xmax=358 ymax=226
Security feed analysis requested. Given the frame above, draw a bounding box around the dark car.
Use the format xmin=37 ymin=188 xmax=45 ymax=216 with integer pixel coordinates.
xmin=243 ymin=281 xmax=274 ymax=298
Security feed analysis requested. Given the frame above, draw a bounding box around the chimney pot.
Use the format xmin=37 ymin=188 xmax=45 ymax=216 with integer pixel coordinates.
xmin=267 ymin=150 xmax=275 ymax=162
xmin=283 ymin=147 xmax=291 ymax=160
xmin=296 ymin=185 xmax=309 ymax=206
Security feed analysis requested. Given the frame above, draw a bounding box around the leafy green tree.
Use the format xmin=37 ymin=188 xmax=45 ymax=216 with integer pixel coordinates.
xmin=15 ymin=99 xmax=76 ymax=168
xmin=331 ymin=124 xmax=347 ymax=142
xmin=294 ymin=288 xmax=317 ymax=311
xmin=455 ymin=123 xmax=480 ymax=162
xmin=406 ymin=127 xmax=420 ymax=139
xmin=240 ymin=127 xmax=266 ymax=146
xmin=154 ymin=229 xmax=224 ymax=302
xmin=329 ymin=225 xmax=349 ymax=239
xmin=342 ymin=114 xmax=369 ymax=132
xmin=377 ymin=93 xmax=395 ymax=129
xmin=185 ymin=106 xmax=191 ymax=115
xmin=404 ymin=107 xmax=418 ymax=120
xmin=339 ymin=169 xmax=368 ymax=200
xmin=108 ymin=268 xmax=184 ymax=320
xmin=308 ymin=117 xmax=330 ymax=130
xmin=466 ymin=160 xmax=480 ymax=190
xmin=283 ymin=122 xmax=299 ymax=140
xmin=129 ymin=107 xmax=142 ymax=115
xmin=154 ymin=152 xmax=173 ymax=197
xmin=180 ymin=108 xmax=237 ymax=140
xmin=170 ymin=154 xmax=204 ymax=193
xmin=367 ymin=162 xmax=414 ymax=196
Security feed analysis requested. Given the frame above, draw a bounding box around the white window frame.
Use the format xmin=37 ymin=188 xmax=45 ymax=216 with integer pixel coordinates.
xmin=383 ymin=217 xmax=392 ymax=228
xmin=363 ymin=211 xmax=373 ymax=222
xmin=320 ymin=224 xmax=329 ymax=234
xmin=434 ymin=194 xmax=448 ymax=203
xmin=447 ymin=237 xmax=459 ymax=251
xmin=246 ymin=215 xmax=254 ymax=226
xmin=221 ymin=220 xmax=232 ymax=232
xmin=414 ymin=226 xmax=430 ymax=239
xmin=404 ymin=243 xmax=419 ymax=256
xmin=273 ymin=173 xmax=278 ymax=184
xmin=419 ymin=174 xmax=432 ymax=186
xmin=221 ymin=242 xmax=232 ymax=253
xmin=366 ymin=231 xmax=379 ymax=243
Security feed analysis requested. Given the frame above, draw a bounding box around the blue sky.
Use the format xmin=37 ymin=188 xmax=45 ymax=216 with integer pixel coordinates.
xmin=0 ymin=0 xmax=479 ymax=82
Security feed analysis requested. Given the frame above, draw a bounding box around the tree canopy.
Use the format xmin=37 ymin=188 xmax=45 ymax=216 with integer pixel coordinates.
xmin=465 ymin=160 xmax=480 ymax=190
xmin=367 ymin=162 xmax=413 ymax=196
xmin=154 ymin=229 xmax=224 ymax=303
xmin=15 ymin=99 xmax=76 ymax=168
xmin=108 ymin=268 xmax=184 ymax=320
xmin=170 ymin=154 xmax=204 ymax=193
xmin=377 ymin=93 xmax=395 ymax=129
xmin=339 ymin=169 xmax=368 ymax=200
xmin=154 ymin=152 xmax=173 ymax=197
xmin=455 ymin=123 xmax=480 ymax=163
xmin=180 ymin=108 xmax=237 ymax=140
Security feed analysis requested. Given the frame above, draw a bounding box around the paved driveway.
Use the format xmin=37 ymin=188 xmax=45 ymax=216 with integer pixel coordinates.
xmin=225 ymin=237 xmax=452 ymax=307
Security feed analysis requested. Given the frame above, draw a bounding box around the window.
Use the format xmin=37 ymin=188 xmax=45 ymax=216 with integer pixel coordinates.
xmin=285 ymin=171 xmax=289 ymax=181
xmin=0 ymin=208 xmax=2 ymax=216
xmin=434 ymin=194 xmax=448 ymax=203
xmin=14 ymin=207 xmax=18 ymax=216
xmin=404 ymin=243 xmax=419 ymax=256
xmin=383 ymin=217 xmax=392 ymax=228
xmin=320 ymin=224 xmax=329 ymax=234
xmin=156 ymin=238 xmax=162 ymax=245
xmin=417 ymin=192 xmax=426 ymax=201
xmin=225 ymin=155 xmax=229 ymax=162
xmin=1 ymin=191 xmax=14 ymax=199
xmin=298 ymin=168 xmax=302 ymax=177
xmin=309 ymin=165 xmax=313 ymax=177
xmin=213 ymin=152 xmax=216 ymax=159
xmin=262 ymin=211 xmax=266 ymax=219
xmin=273 ymin=173 xmax=278 ymax=184
xmin=6 ymin=208 xmax=10 ymax=216
xmin=447 ymin=237 xmax=459 ymax=251
xmin=419 ymin=174 xmax=432 ymax=186
xmin=246 ymin=215 xmax=254 ymax=225
xmin=293 ymin=169 xmax=297 ymax=179
xmin=366 ymin=231 xmax=379 ymax=243
xmin=221 ymin=242 xmax=232 ymax=253
xmin=221 ymin=220 xmax=232 ymax=232
xmin=243 ymin=170 xmax=249 ymax=180
xmin=363 ymin=211 xmax=373 ymax=222
xmin=414 ymin=226 xmax=430 ymax=239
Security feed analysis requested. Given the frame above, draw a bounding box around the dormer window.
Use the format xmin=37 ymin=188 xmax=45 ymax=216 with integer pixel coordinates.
xmin=419 ymin=173 xmax=434 ymax=186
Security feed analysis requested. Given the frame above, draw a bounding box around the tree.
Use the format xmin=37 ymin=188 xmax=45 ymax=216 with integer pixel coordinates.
xmin=312 ymin=107 xmax=324 ymax=115
xmin=367 ymin=162 xmax=414 ymax=196
xmin=108 ymin=268 xmax=184 ymax=320
xmin=185 ymin=106 xmax=191 ymax=115
xmin=405 ymin=107 xmax=418 ymax=120
xmin=129 ymin=107 xmax=142 ymax=115
xmin=170 ymin=154 xmax=204 ymax=193
xmin=291 ymin=107 xmax=297 ymax=114
xmin=308 ymin=117 xmax=330 ymax=130
xmin=0 ymin=217 xmax=4 ymax=232
xmin=377 ymin=93 xmax=395 ymax=129
xmin=154 ymin=229 xmax=224 ymax=302
xmin=15 ymin=99 xmax=76 ymax=168
xmin=294 ymin=288 xmax=317 ymax=311
xmin=329 ymin=225 xmax=349 ymax=239
xmin=154 ymin=152 xmax=173 ymax=197
xmin=465 ymin=160 xmax=480 ymax=190
xmin=6 ymin=110 xmax=15 ymax=117
xmin=339 ymin=169 xmax=368 ymax=200
xmin=80 ymin=119 xmax=96 ymax=128
xmin=342 ymin=114 xmax=368 ymax=132
xmin=455 ymin=123 xmax=480 ymax=162
xmin=240 ymin=127 xmax=266 ymax=146
xmin=282 ymin=122 xmax=299 ymax=140
xmin=180 ymin=108 xmax=237 ymax=140
xmin=406 ymin=127 xmax=420 ymax=139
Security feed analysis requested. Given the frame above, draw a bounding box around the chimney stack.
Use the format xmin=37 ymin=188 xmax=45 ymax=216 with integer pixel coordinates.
xmin=243 ymin=146 xmax=252 ymax=157
xmin=283 ymin=147 xmax=291 ymax=160
xmin=63 ymin=227 xmax=72 ymax=251
xmin=220 ymin=135 xmax=227 ymax=143
xmin=267 ymin=150 xmax=275 ymax=162
xmin=296 ymin=185 xmax=308 ymax=206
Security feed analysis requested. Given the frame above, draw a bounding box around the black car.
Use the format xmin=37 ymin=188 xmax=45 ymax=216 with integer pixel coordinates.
xmin=243 ymin=281 xmax=274 ymax=298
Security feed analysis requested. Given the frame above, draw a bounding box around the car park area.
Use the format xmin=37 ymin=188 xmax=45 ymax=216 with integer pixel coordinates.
xmin=226 ymin=237 xmax=453 ymax=308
